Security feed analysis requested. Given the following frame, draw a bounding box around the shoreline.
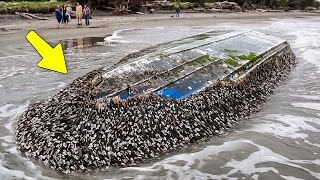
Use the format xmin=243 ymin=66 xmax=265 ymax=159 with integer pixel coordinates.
xmin=0 ymin=11 xmax=318 ymax=56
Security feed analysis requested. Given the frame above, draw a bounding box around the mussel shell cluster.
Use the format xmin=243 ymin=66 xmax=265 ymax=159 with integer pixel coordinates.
xmin=16 ymin=45 xmax=295 ymax=173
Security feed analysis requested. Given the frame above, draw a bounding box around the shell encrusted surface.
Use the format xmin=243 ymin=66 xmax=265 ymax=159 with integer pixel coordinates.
xmin=16 ymin=45 xmax=295 ymax=173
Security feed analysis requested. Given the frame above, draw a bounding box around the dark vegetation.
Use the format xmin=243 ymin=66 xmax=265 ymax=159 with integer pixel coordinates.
xmin=0 ymin=0 xmax=319 ymax=14
xmin=0 ymin=1 xmax=65 ymax=14
xmin=83 ymin=0 xmax=320 ymax=11
xmin=179 ymin=0 xmax=319 ymax=10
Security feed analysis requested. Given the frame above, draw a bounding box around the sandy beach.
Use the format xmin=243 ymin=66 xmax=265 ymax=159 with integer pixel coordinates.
xmin=0 ymin=11 xmax=318 ymax=56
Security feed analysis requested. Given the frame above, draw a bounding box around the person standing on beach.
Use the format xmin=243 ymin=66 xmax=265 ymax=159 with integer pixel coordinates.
xmin=76 ymin=2 xmax=83 ymax=25
xmin=60 ymin=6 xmax=64 ymax=24
xmin=83 ymin=5 xmax=91 ymax=26
xmin=62 ymin=5 xmax=68 ymax=24
xmin=63 ymin=5 xmax=69 ymax=26
xmin=55 ymin=7 xmax=63 ymax=29
xmin=66 ymin=4 xmax=72 ymax=27
xmin=175 ymin=6 xmax=180 ymax=17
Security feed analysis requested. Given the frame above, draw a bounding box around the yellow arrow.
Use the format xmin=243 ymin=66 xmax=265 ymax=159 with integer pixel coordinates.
xmin=26 ymin=31 xmax=67 ymax=74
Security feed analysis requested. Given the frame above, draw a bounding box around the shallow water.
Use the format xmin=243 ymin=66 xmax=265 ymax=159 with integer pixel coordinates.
xmin=0 ymin=17 xmax=319 ymax=179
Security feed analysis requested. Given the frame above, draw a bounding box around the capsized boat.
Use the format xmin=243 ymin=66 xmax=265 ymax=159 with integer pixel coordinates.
xmin=95 ymin=30 xmax=290 ymax=103
xmin=16 ymin=30 xmax=295 ymax=173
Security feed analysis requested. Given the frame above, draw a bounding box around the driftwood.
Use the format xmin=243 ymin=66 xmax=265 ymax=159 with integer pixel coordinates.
xmin=205 ymin=1 xmax=239 ymax=10
xmin=15 ymin=12 xmax=48 ymax=20
xmin=113 ymin=0 xmax=132 ymax=14
xmin=102 ymin=6 xmax=117 ymax=10
xmin=242 ymin=2 xmax=255 ymax=10
xmin=24 ymin=13 xmax=48 ymax=20
xmin=15 ymin=12 xmax=33 ymax=20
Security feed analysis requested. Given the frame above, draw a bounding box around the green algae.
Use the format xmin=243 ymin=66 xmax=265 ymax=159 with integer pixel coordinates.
xmin=192 ymin=34 xmax=210 ymax=41
xmin=237 ymin=52 xmax=257 ymax=61
xmin=190 ymin=55 xmax=216 ymax=65
xmin=222 ymin=49 xmax=258 ymax=68
xmin=224 ymin=58 xmax=240 ymax=67
xmin=223 ymin=49 xmax=239 ymax=53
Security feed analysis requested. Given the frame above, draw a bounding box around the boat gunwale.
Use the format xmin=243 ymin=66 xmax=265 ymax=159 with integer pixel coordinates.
xmin=96 ymin=40 xmax=289 ymax=102
xmin=101 ymin=30 xmax=250 ymax=78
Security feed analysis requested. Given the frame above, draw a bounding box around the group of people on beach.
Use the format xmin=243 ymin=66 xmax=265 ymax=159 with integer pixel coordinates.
xmin=55 ymin=2 xmax=91 ymax=28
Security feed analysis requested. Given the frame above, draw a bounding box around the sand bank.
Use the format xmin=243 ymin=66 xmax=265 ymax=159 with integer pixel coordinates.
xmin=0 ymin=11 xmax=318 ymax=56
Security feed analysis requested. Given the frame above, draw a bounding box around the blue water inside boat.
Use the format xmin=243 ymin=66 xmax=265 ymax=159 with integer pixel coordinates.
xmin=154 ymin=78 xmax=207 ymax=100
xmin=225 ymin=71 xmax=238 ymax=79
xmin=95 ymin=76 xmax=209 ymax=102
xmin=94 ymin=69 xmax=235 ymax=102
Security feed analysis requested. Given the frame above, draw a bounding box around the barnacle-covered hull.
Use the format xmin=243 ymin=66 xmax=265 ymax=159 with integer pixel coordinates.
xmin=16 ymin=30 xmax=295 ymax=173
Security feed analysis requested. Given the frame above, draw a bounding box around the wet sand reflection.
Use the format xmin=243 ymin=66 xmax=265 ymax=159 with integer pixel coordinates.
xmin=58 ymin=36 xmax=106 ymax=49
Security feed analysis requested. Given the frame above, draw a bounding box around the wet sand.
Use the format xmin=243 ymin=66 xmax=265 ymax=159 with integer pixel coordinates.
xmin=0 ymin=11 xmax=318 ymax=56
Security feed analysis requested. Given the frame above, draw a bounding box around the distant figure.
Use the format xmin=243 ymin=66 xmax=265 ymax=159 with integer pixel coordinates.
xmin=60 ymin=6 xmax=65 ymax=24
xmin=66 ymin=4 xmax=72 ymax=27
xmin=83 ymin=5 xmax=91 ymax=26
xmin=175 ymin=6 xmax=180 ymax=17
xmin=62 ymin=5 xmax=69 ymax=25
xmin=55 ymin=7 xmax=62 ymax=29
xmin=76 ymin=2 xmax=83 ymax=25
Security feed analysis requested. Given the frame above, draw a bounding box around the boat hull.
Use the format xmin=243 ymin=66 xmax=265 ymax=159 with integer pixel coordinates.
xmin=16 ymin=31 xmax=295 ymax=173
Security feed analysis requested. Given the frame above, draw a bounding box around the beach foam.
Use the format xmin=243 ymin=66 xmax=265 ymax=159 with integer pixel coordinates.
xmin=292 ymin=102 xmax=320 ymax=111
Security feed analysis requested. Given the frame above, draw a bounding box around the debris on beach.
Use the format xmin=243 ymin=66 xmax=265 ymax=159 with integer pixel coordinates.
xmin=15 ymin=30 xmax=296 ymax=173
xmin=15 ymin=12 xmax=48 ymax=20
